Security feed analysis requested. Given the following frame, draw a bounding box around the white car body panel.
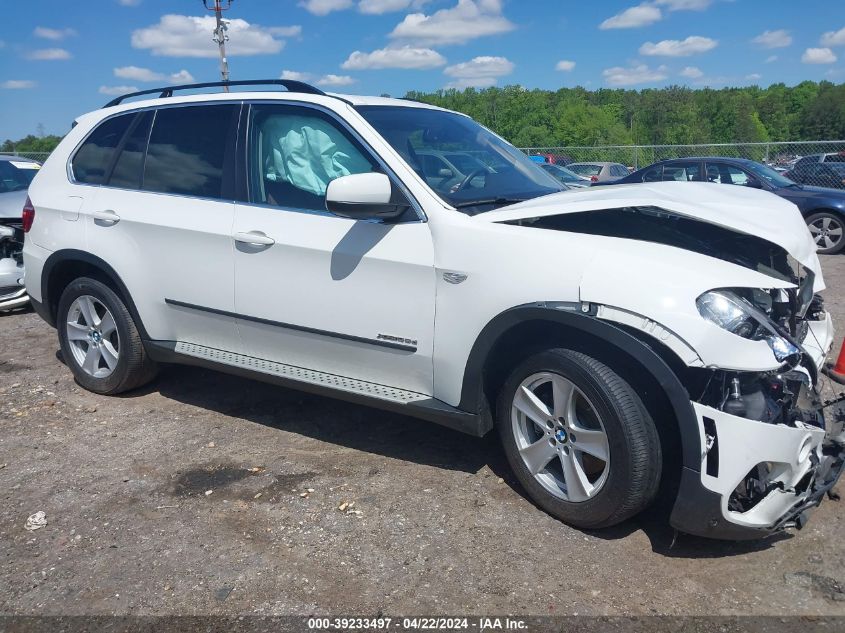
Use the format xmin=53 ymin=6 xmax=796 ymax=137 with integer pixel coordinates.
xmin=232 ymin=204 xmax=436 ymax=394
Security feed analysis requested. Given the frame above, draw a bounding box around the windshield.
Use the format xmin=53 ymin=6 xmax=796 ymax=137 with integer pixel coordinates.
xmin=744 ymin=161 xmax=797 ymax=188
xmin=567 ymin=164 xmax=602 ymax=176
xmin=356 ymin=106 xmax=563 ymax=213
xmin=0 ymin=160 xmax=40 ymax=193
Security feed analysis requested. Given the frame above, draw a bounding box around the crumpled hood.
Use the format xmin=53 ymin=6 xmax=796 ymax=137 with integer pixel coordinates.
xmin=0 ymin=190 xmax=27 ymax=220
xmin=475 ymin=182 xmax=821 ymax=275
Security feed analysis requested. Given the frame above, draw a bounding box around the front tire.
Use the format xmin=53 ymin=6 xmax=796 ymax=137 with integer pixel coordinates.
xmin=807 ymin=212 xmax=845 ymax=255
xmin=496 ymin=349 xmax=661 ymax=529
xmin=57 ymin=277 xmax=157 ymax=394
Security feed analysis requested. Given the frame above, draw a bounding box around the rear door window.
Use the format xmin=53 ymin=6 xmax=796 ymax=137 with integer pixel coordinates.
xmin=143 ymin=104 xmax=238 ymax=199
xmin=72 ymin=114 xmax=134 ymax=184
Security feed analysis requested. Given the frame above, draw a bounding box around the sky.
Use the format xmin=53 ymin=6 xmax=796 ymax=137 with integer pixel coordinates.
xmin=0 ymin=0 xmax=843 ymax=140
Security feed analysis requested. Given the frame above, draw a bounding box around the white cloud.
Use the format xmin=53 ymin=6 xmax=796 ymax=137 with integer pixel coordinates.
xmin=766 ymin=55 xmax=778 ymax=63
xmin=99 ymin=85 xmax=138 ymax=96
xmin=34 ymin=27 xmax=77 ymax=40
xmin=299 ymin=0 xmax=353 ymax=15
xmin=640 ymin=36 xmax=717 ymax=57
xmin=444 ymin=55 xmax=514 ymax=89
xmin=680 ymin=66 xmax=703 ymax=78
xmin=281 ymin=70 xmax=314 ymax=81
xmin=359 ymin=0 xmax=429 ymax=14
xmin=654 ymin=0 xmax=712 ymax=9
xmin=1 ymin=80 xmax=37 ymax=89
xmin=802 ymin=47 xmax=837 ymax=64
xmin=342 ymin=46 xmax=447 ymax=69
xmin=751 ymin=29 xmax=792 ymax=49
xmin=600 ymin=4 xmax=661 ymax=30
xmin=114 ymin=66 xmax=195 ymax=83
xmin=316 ymin=74 xmax=356 ymax=86
xmin=389 ymin=0 xmax=515 ymax=46
xmin=268 ymin=26 xmax=303 ymax=37
xmin=821 ymin=27 xmax=845 ymax=47
xmin=602 ymin=63 xmax=667 ymax=86
xmin=25 ymin=48 xmax=72 ymax=60
xmin=132 ymin=15 xmax=297 ymax=57
xmin=746 ymin=73 xmax=762 ymax=81
xmin=555 ymin=60 xmax=576 ymax=72
xmin=118 ymin=0 xmax=142 ymax=5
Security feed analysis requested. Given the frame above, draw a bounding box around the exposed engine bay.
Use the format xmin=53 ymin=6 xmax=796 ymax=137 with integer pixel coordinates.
xmin=0 ymin=218 xmax=28 ymax=311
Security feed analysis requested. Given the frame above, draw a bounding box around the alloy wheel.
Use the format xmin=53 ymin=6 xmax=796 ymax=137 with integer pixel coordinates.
xmin=511 ymin=372 xmax=610 ymax=502
xmin=809 ymin=216 xmax=843 ymax=252
xmin=65 ymin=295 xmax=120 ymax=378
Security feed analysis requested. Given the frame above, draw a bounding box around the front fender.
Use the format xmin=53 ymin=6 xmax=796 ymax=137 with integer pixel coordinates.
xmin=458 ymin=304 xmax=703 ymax=472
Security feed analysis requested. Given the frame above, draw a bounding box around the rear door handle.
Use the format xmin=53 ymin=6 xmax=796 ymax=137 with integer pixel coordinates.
xmin=233 ymin=231 xmax=275 ymax=247
xmin=91 ymin=209 xmax=120 ymax=225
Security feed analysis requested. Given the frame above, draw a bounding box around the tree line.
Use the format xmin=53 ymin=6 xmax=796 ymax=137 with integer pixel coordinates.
xmin=405 ymin=80 xmax=845 ymax=148
xmin=3 ymin=80 xmax=843 ymax=154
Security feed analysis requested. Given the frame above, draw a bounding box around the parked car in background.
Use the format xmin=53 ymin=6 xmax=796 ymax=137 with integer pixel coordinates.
xmin=610 ymin=157 xmax=845 ymax=254
xmin=785 ymin=162 xmax=845 ymax=190
xmin=567 ymin=162 xmax=630 ymax=184
xmin=539 ymin=163 xmax=590 ymax=188
xmin=0 ymin=155 xmax=39 ymax=311
xmin=793 ymin=152 xmax=845 ymax=167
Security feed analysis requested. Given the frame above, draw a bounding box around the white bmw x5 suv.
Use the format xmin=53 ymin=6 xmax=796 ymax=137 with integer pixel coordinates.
xmin=23 ymin=80 xmax=845 ymax=540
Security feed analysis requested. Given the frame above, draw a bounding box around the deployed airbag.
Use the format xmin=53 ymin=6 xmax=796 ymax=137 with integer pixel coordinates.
xmin=262 ymin=115 xmax=372 ymax=196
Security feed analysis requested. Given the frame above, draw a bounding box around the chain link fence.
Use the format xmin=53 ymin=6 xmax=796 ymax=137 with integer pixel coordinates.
xmin=520 ymin=140 xmax=845 ymax=184
xmin=0 ymin=151 xmax=51 ymax=163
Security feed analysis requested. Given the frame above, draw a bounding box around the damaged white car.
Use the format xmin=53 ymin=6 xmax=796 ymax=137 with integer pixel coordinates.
xmin=0 ymin=155 xmax=37 ymax=312
xmin=23 ymin=80 xmax=844 ymax=540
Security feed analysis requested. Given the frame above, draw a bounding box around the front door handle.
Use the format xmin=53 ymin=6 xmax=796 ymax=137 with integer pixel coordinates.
xmin=92 ymin=209 xmax=120 ymax=225
xmin=233 ymin=231 xmax=275 ymax=247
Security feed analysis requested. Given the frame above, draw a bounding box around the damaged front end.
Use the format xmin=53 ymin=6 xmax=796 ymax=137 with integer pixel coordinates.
xmin=0 ymin=219 xmax=28 ymax=312
xmin=671 ymin=360 xmax=845 ymax=539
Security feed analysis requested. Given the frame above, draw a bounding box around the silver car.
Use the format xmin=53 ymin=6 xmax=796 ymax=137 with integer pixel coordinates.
xmin=567 ymin=161 xmax=630 ymax=184
xmin=0 ymin=155 xmax=39 ymax=311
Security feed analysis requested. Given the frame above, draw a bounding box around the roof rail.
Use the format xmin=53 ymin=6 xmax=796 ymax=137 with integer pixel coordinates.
xmin=103 ymin=79 xmax=328 ymax=108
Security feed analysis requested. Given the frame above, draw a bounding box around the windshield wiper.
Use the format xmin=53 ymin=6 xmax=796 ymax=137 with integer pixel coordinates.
xmin=453 ymin=197 xmax=527 ymax=210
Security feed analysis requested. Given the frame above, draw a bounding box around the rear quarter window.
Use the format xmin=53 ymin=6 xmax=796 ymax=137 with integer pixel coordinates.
xmin=71 ymin=114 xmax=134 ymax=184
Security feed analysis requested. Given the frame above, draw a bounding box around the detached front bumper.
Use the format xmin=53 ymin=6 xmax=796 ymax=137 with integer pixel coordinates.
xmin=670 ymin=308 xmax=844 ymax=540
xmin=670 ymin=401 xmax=845 ymax=540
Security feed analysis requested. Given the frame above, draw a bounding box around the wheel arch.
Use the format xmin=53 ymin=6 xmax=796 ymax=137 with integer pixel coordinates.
xmin=458 ymin=304 xmax=701 ymax=472
xmin=41 ymin=249 xmax=149 ymax=340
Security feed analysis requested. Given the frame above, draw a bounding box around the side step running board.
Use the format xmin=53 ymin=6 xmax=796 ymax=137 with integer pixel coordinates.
xmin=175 ymin=341 xmax=428 ymax=404
xmin=146 ymin=341 xmax=490 ymax=437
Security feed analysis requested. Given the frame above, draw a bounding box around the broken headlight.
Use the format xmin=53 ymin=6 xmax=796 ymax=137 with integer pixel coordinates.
xmin=696 ymin=290 xmax=801 ymax=363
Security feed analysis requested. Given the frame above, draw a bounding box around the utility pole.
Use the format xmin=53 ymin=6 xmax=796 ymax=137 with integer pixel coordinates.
xmin=203 ymin=0 xmax=233 ymax=90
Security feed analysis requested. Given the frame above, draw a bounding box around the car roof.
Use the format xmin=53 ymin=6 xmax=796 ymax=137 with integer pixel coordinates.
xmin=568 ymin=161 xmax=622 ymax=167
xmin=655 ymin=157 xmax=758 ymax=166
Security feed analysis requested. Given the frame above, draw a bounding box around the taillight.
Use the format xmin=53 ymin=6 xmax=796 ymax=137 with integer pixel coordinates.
xmin=22 ymin=196 xmax=35 ymax=233
xmin=590 ymin=175 xmax=599 ymax=182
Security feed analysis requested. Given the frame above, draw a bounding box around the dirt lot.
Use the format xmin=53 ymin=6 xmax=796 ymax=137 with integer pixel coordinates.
xmin=1 ymin=257 xmax=844 ymax=618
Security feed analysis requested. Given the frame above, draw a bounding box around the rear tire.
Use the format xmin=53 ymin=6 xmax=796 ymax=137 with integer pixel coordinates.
xmin=496 ymin=348 xmax=661 ymax=529
xmin=806 ymin=212 xmax=845 ymax=255
xmin=57 ymin=277 xmax=157 ymax=394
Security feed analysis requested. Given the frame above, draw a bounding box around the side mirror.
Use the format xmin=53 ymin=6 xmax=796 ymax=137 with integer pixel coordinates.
xmin=325 ymin=172 xmax=409 ymax=221
xmin=746 ymin=178 xmax=763 ymax=189
xmin=438 ymin=168 xmax=454 ymax=178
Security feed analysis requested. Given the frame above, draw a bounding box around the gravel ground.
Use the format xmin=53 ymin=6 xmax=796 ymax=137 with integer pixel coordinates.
xmin=1 ymin=256 xmax=844 ymax=617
